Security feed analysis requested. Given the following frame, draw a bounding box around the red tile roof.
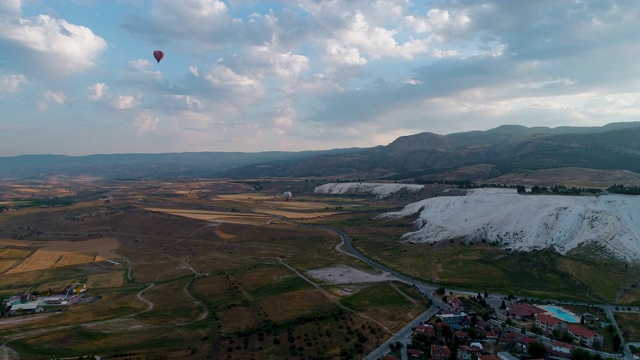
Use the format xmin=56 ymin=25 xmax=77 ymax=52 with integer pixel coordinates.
xmin=479 ymin=355 xmax=498 ymax=360
xmin=519 ymin=336 xmax=537 ymax=344
xmin=568 ymin=325 xmax=598 ymax=338
xmin=552 ymin=341 xmax=574 ymax=350
xmin=484 ymin=331 xmax=499 ymax=339
xmin=432 ymin=345 xmax=451 ymax=355
xmin=537 ymin=313 xmax=563 ymax=325
xmin=415 ymin=324 xmax=435 ymax=335
xmin=408 ymin=349 xmax=424 ymax=357
xmin=508 ymin=303 xmax=546 ymax=317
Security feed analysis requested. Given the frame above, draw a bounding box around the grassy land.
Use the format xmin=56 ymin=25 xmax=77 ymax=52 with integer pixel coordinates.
xmin=315 ymin=213 xmax=640 ymax=305
xmin=2 ymin=181 xmax=639 ymax=358
xmin=615 ymin=312 xmax=640 ymax=342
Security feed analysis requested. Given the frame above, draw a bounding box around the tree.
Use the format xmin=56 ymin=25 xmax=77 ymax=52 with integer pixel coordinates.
xmin=528 ymin=342 xmax=546 ymax=358
xmin=500 ymin=300 xmax=506 ymax=309
xmin=613 ymin=334 xmax=621 ymax=352
xmin=571 ymin=348 xmax=592 ymax=360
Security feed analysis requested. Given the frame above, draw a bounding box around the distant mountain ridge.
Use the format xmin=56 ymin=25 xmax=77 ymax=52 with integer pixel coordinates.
xmin=224 ymin=122 xmax=640 ymax=179
xmin=2 ymin=121 xmax=640 ymax=180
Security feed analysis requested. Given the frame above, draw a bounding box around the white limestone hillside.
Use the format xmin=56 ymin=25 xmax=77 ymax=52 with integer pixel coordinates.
xmin=314 ymin=182 xmax=424 ymax=198
xmin=381 ymin=188 xmax=640 ymax=261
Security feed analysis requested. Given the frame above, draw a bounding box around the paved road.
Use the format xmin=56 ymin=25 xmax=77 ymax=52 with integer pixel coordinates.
xmin=603 ymin=306 xmax=634 ymax=360
xmin=365 ymin=307 xmax=439 ymax=360
xmin=301 ymin=224 xmax=452 ymax=360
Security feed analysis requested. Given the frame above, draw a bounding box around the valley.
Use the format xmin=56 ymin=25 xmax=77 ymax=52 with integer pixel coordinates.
xmin=0 ymin=176 xmax=639 ymax=359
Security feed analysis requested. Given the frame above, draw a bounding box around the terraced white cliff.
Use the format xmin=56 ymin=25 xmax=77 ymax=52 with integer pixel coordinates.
xmin=314 ymin=182 xmax=424 ymax=198
xmin=381 ymin=188 xmax=640 ymax=261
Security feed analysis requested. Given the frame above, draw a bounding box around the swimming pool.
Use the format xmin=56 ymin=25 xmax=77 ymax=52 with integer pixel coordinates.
xmin=539 ymin=305 xmax=580 ymax=323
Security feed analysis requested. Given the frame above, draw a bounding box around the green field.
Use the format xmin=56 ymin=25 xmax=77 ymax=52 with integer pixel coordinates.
xmin=2 ymin=181 xmax=640 ymax=358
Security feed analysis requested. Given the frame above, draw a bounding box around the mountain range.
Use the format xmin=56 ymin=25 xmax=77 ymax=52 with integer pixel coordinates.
xmin=2 ymin=121 xmax=640 ymax=181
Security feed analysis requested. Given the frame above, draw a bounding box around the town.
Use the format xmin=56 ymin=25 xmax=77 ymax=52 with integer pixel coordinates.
xmin=383 ymin=288 xmax=637 ymax=360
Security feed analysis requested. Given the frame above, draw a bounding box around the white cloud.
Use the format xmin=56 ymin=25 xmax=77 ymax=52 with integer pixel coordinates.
xmin=126 ymin=59 xmax=162 ymax=82
xmin=0 ymin=74 xmax=26 ymax=96
xmin=112 ymin=95 xmax=136 ymax=110
xmin=244 ymin=46 xmax=310 ymax=78
xmin=163 ymin=95 xmax=203 ymax=111
xmin=87 ymin=83 xmax=108 ymax=101
xmin=0 ymin=0 xmax=22 ymax=20
xmin=45 ymin=90 xmax=69 ymax=105
xmin=38 ymin=90 xmax=70 ymax=111
xmin=204 ymin=64 xmax=261 ymax=96
xmin=432 ymin=49 xmax=458 ymax=58
xmin=0 ymin=12 xmax=107 ymax=76
xmin=133 ymin=113 xmax=160 ymax=133
xmin=325 ymin=40 xmax=367 ymax=65
xmin=273 ymin=107 xmax=296 ymax=134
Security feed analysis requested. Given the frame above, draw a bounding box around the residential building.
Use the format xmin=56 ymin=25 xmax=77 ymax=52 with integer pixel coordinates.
xmin=415 ymin=324 xmax=436 ymax=337
xmin=551 ymin=341 xmax=574 ymax=358
xmin=479 ymin=355 xmax=499 ymax=360
xmin=437 ymin=312 xmax=468 ymax=326
xmin=408 ymin=349 xmax=424 ymax=358
xmin=517 ymin=336 xmax=537 ymax=351
xmin=535 ymin=313 xmax=567 ymax=333
xmin=497 ymin=352 xmax=520 ymax=360
xmin=568 ymin=325 xmax=604 ymax=348
xmin=508 ymin=303 xmax=546 ymax=320
xmin=432 ymin=345 xmax=452 ymax=360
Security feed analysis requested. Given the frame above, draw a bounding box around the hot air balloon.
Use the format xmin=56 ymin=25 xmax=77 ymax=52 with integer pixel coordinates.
xmin=283 ymin=191 xmax=292 ymax=201
xmin=153 ymin=50 xmax=164 ymax=63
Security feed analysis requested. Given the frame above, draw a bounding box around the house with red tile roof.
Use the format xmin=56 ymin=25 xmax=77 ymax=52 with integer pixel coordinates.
xmin=383 ymin=355 xmax=399 ymax=360
xmin=551 ymin=340 xmax=574 ymax=358
xmin=508 ymin=303 xmax=546 ymax=320
xmin=457 ymin=344 xmax=482 ymax=360
xmin=499 ymin=332 xmax=520 ymax=346
xmin=408 ymin=348 xmax=424 ymax=358
xmin=568 ymin=325 xmax=604 ymax=348
xmin=415 ymin=324 xmax=435 ymax=337
xmin=483 ymin=331 xmax=499 ymax=341
xmin=516 ymin=336 xmax=537 ymax=351
xmin=432 ymin=344 xmax=452 ymax=360
xmin=535 ymin=313 xmax=567 ymax=333
xmin=479 ymin=355 xmax=499 ymax=360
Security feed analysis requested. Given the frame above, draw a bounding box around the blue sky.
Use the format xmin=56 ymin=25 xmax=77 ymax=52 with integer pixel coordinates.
xmin=1 ymin=0 xmax=640 ymax=156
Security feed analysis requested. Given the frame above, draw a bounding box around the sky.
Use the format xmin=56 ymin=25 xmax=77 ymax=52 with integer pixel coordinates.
xmin=1 ymin=0 xmax=640 ymax=156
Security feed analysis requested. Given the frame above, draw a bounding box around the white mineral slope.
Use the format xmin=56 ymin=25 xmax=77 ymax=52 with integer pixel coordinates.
xmin=381 ymin=188 xmax=640 ymax=261
xmin=314 ymin=182 xmax=424 ymax=198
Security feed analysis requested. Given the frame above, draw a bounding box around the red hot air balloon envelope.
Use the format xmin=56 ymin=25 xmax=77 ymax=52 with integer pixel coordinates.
xmin=153 ymin=50 xmax=164 ymax=63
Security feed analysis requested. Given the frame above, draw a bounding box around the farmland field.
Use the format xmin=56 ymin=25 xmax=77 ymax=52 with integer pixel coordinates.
xmin=1 ymin=178 xmax=639 ymax=359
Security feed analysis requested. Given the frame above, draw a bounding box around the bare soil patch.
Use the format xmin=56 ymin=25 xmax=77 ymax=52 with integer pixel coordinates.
xmin=307 ymin=265 xmax=395 ymax=284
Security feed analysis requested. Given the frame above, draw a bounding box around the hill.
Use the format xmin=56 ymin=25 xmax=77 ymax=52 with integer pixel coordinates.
xmin=226 ymin=122 xmax=640 ymax=180
xmin=2 ymin=121 xmax=640 ymax=181
xmin=381 ymin=188 xmax=640 ymax=261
